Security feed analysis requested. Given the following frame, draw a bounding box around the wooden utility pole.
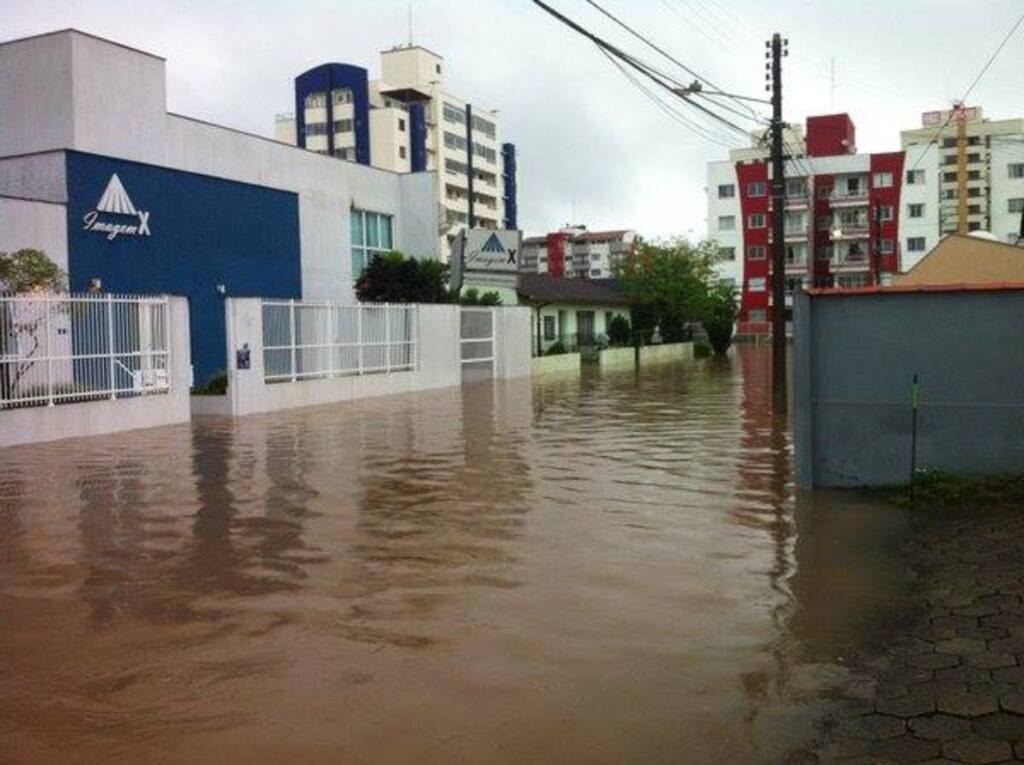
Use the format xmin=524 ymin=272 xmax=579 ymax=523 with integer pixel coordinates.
xmin=955 ymin=103 xmax=969 ymax=234
xmin=769 ymin=33 xmax=787 ymax=412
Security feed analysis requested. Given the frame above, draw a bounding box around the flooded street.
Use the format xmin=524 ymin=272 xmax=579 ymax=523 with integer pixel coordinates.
xmin=1 ymin=348 xmax=914 ymax=764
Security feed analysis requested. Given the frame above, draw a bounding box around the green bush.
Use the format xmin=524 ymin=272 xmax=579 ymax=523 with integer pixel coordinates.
xmin=193 ymin=370 xmax=227 ymax=395
xmin=355 ymin=250 xmax=451 ymax=303
xmin=460 ymin=287 xmax=503 ymax=306
xmin=606 ymin=315 xmax=632 ymax=346
xmin=693 ymin=340 xmax=713 ymax=359
xmin=704 ymin=282 xmax=739 ymax=355
xmin=545 ymin=341 xmax=567 ymax=356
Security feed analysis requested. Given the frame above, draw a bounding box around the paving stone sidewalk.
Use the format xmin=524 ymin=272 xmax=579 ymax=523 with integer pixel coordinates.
xmin=796 ymin=508 xmax=1024 ymax=765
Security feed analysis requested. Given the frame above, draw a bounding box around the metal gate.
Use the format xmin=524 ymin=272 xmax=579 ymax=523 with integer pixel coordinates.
xmin=460 ymin=307 xmax=495 ymax=381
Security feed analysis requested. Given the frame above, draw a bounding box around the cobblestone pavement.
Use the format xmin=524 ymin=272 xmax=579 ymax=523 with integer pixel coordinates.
xmin=795 ymin=508 xmax=1024 ymax=765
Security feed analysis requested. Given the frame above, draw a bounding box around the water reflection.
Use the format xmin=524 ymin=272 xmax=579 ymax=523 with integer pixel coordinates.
xmin=0 ymin=349 xmax=911 ymax=764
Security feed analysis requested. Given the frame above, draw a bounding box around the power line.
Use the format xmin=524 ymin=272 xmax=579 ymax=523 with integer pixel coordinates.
xmin=529 ymin=0 xmax=752 ymax=137
xmin=907 ymin=9 xmax=1024 ymax=175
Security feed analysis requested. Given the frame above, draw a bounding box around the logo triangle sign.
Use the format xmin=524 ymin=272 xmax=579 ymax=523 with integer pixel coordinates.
xmin=96 ymin=173 xmax=138 ymax=216
xmin=481 ymin=233 xmax=505 ymax=253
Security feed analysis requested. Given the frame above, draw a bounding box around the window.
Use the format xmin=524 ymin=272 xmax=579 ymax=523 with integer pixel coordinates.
xmin=350 ymin=209 xmax=394 ymax=280
xmin=473 ymin=142 xmax=497 ymax=164
xmin=748 ymin=277 xmax=766 ymax=292
xmin=747 ymin=245 xmax=766 ymax=260
xmin=471 ymin=115 xmax=496 ymax=138
xmin=304 ymin=91 xmax=327 ymax=109
xmin=1010 ymin=163 xmax=1024 ymax=179
xmin=717 ymin=184 xmax=735 ymax=199
xmin=443 ymin=103 xmax=465 ymax=124
xmin=943 ymin=171 xmax=958 ymax=183
xmin=906 ymin=169 xmax=925 ymax=185
xmin=748 ymin=309 xmax=767 ymax=323
xmin=1008 ymin=198 xmax=1024 ymax=214
xmin=304 ymin=122 xmax=327 ymax=137
xmin=333 ymin=147 xmax=355 ymax=160
xmin=543 ymin=316 xmax=555 ymax=340
xmin=747 ymin=182 xmax=767 ymax=197
xmin=333 ymin=118 xmax=353 ymax=133
xmin=968 ymin=204 xmax=981 ymax=214
xmin=908 ymin=203 xmax=924 ymax=218
xmin=968 ymin=221 xmax=981 ymax=232
xmin=872 ymin=171 xmax=893 ymax=188
xmin=399 ymin=146 xmax=407 ymax=160
xmin=590 ymin=269 xmax=602 ymax=277
xmin=445 ymin=158 xmax=468 ymax=176
xmin=786 ymin=179 xmax=807 ymax=198
xmin=878 ymin=205 xmax=894 ymax=222
xmin=331 ymin=88 xmax=353 ymax=105
xmin=748 ymin=213 xmax=766 ymax=229
xmin=398 ymin=118 xmax=406 ymax=132
xmin=907 ymin=236 xmax=926 ymax=252
xmin=878 ymin=239 xmax=895 ymax=254
xmin=837 ymin=273 xmax=867 ymax=289
xmin=444 ymin=131 xmax=468 ymax=151
xmin=718 ymin=215 xmax=736 ymax=231
xmin=436 ymin=63 xmax=441 ymax=74
xmin=717 ymin=247 xmax=736 ymax=261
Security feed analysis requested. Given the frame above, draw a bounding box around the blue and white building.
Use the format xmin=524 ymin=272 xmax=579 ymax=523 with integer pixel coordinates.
xmin=275 ymin=45 xmax=518 ymax=262
xmin=0 ymin=29 xmax=440 ymax=385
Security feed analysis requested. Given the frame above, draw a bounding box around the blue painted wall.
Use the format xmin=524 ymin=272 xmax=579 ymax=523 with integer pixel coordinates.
xmin=65 ymin=151 xmax=302 ymax=385
xmin=502 ymin=142 xmax=517 ymax=229
xmin=409 ymin=103 xmax=427 ymax=172
xmin=295 ymin=63 xmax=370 ymax=165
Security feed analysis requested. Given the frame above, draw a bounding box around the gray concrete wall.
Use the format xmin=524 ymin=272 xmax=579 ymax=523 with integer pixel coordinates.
xmin=0 ymin=296 xmax=192 ymax=448
xmin=794 ymin=289 xmax=1024 ymax=488
xmin=0 ymin=196 xmax=69 ymax=272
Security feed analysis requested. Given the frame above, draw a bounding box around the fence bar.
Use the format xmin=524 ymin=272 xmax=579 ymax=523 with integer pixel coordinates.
xmin=289 ymin=299 xmax=297 ymax=383
xmin=45 ymin=297 xmax=53 ymax=406
xmin=107 ymin=294 xmax=115 ymax=400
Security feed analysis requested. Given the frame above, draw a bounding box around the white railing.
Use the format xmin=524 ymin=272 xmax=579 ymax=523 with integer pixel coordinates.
xmin=261 ymin=300 xmax=417 ymax=383
xmin=460 ymin=307 xmax=496 ymax=371
xmin=0 ymin=293 xmax=171 ymax=409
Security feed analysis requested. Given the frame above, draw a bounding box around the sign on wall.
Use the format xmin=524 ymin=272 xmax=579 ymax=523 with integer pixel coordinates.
xmin=82 ymin=173 xmax=152 ymax=240
xmin=450 ymin=229 xmax=522 ymax=293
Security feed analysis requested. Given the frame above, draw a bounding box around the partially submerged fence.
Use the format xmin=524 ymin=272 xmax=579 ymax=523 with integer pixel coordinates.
xmin=261 ymin=300 xmax=416 ymax=383
xmin=0 ymin=293 xmax=171 ymax=409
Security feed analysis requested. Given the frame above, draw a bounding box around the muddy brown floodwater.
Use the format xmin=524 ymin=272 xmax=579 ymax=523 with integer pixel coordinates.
xmin=1 ymin=348 xmax=916 ymax=764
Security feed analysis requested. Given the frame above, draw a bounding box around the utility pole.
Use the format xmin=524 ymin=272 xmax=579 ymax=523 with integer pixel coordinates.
xmin=768 ymin=33 xmax=787 ymax=412
xmin=955 ymin=102 xmax=968 ymax=234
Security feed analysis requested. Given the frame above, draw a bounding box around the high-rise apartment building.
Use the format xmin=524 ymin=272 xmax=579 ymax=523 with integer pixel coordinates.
xmin=276 ymin=45 xmax=517 ymax=264
xmin=520 ymin=227 xmax=640 ymax=279
xmin=707 ymin=113 xmax=938 ymax=337
xmin=901 ymin=106 xmax=1024 ymax=244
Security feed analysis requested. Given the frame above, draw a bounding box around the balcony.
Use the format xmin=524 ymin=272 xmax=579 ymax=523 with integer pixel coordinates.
xmin=830 ymin=190 xmax=869 ymax=206
xmin=785 ymin=192 xmax=810 ymax=207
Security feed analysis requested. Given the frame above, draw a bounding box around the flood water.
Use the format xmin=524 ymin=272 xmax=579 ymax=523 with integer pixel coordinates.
xmin=0 ymin=348 xmax=914 ymax=764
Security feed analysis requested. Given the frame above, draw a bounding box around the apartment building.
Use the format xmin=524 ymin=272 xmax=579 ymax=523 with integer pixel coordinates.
xmin=520 ymin=227 xmax=640 ymax=279
xmin=276 ymin=45 xmax=517 ymax=264
xmin=707 ymin=114 xmax=938 ymax=336
xmin=901 ymin=106 xmax=1024 ymax=244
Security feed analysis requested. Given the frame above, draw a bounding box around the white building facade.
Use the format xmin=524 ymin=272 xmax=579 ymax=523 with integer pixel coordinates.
xmin=275 ymin=46 xmax=518 ymax=264
xmin=520 ymin=227 xmax=639 ymax=279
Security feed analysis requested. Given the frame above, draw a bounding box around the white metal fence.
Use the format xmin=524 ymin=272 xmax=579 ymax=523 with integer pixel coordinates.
xmin=460 ymin=307 xmax=496 ymax=373
xmin=0 ymin=293 xmax=171 ymax=409
xmin=262 ymin=300 xmax=417 ymax=383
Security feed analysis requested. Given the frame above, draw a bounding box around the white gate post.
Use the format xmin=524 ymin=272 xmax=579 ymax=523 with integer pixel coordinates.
xmin=107 ymin=294 xmax=116 ymax=400
xmin=385 ymin=305 xmax=391 ymax=374
xmin=45 ymin=296 xmax=54 ymax=406
xmin=289 ymin=299 xmax=297 ymax=382
xmin=357 ymin=305 xmax=364 ymax=375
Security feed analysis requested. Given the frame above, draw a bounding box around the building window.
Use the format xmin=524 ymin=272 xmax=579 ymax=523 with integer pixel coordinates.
xmin=906 ymin=169 xmax=925 ymax=185
xmin=747 ymin=245 xmax=766 ymax=260
xmin=943 ymin=171 xmax=958 ymax=183
xmin=872 ymin=171 xmax=893 ymax=188
xmin=1009 ymin=198 xmax=1024 ymax=213
xmin=445 ymin=158 xmax=468 ymax=176
xmin=908 ymin=203 xmax=924 ymax=218
xmin=749 ymin=309 xmax=767 ymax=323
xmin=331 ymin=88 xmax=353 ymax=105
xmin=399 ymin=146 xmax=407 ymax=160
xmin=748 ymin=213 xmax=766 ymax=229
xmin=837 ymin=273 xmax=867 ymax=289
xmin=304 ymin=91 xmax=327 ymax=109
xmin=444 ymin=131 xmax=468 ymax=151
xmin=717 ymin=246 xmax=736 ymax=261
xmin=436 ymin=63 xmax=442 ymax=74
xmin=398 ymin=118 xmax=406 ymax=132
xmin=471 ymin=115 xmax=496 ymax=138
xmin=333 ymin=118 xmax=353 ymax=133
xmin=785 ymin=179 xmax=807 ymax=198
xmin=473 ymin=142 xmax=497 ymax=164
xmin=748 ymin=277 xmax=766 ymax=292
xmin=1010 ymin=163 xmax=1024 ymax=179
xmin=717 ymin=184 xmax=735 ymax=199
xmin=878 ymin=205 xmax=894 ymax=222
xmin=443 ymin=103 xmax=465 ymax=124
xmin=590 ymin=269 xmax=602 ymax=277
xmin=747 ymin=182 xmax=767 ymax=197
xmin=305 ymin=122 xmax=327 ymax=137
xmin=333 ymin=147 xmax=355 ymax=160
xmin=351 ymin=209 xmax=394 ymax=281
xmin=718 ymin=215 xmax=736 ymax=231
xmin=907 ymin=236 xmax=926 ymax=252
xmin=879 ymin=239 xmax=895 ymax=254
xmin=543 ymin=316 xmax=555 ymax=340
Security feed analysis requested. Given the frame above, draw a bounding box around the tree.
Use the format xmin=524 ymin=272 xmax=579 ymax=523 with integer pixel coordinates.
xmin=704 ymin=282 xmax=739 ymax=355
xmin=355 ymin=250 xmax=452 ymax=303
xmin=619 ymin=237 xmax=719 ymax=342
xmin=0 ymin=248 xmax=67 ymax=293
xmin=606 ymin=314 xmax=632 ymax=346
xmin=459 ymin=287 xmax=503 ymax=306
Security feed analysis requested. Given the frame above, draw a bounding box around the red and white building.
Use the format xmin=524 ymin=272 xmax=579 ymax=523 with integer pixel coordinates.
xmin=520 ymin=226 xmax=640 ymax=279
xmin=707 ymin=113 xmax=939 ymax=336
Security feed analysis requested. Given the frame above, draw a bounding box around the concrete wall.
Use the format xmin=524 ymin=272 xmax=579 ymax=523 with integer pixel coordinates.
xmin=532 ymin=353 xmax=581 ymax=375
xmin=0 ymin=296 xmax=192 ymax=448
xmin=640 ymin=342 xmax=693 ymax=363
xmin=794 ymin=289 xmax=1024 ymax=488
xmin=0 ymin=197 xmax=68 ymax=272
xmin=217 ymin=300 xmax=530 ymax=418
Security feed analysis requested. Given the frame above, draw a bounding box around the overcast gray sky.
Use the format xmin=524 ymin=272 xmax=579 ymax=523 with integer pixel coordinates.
xmin=3 ymin=0 xmax=1022 ymax=241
